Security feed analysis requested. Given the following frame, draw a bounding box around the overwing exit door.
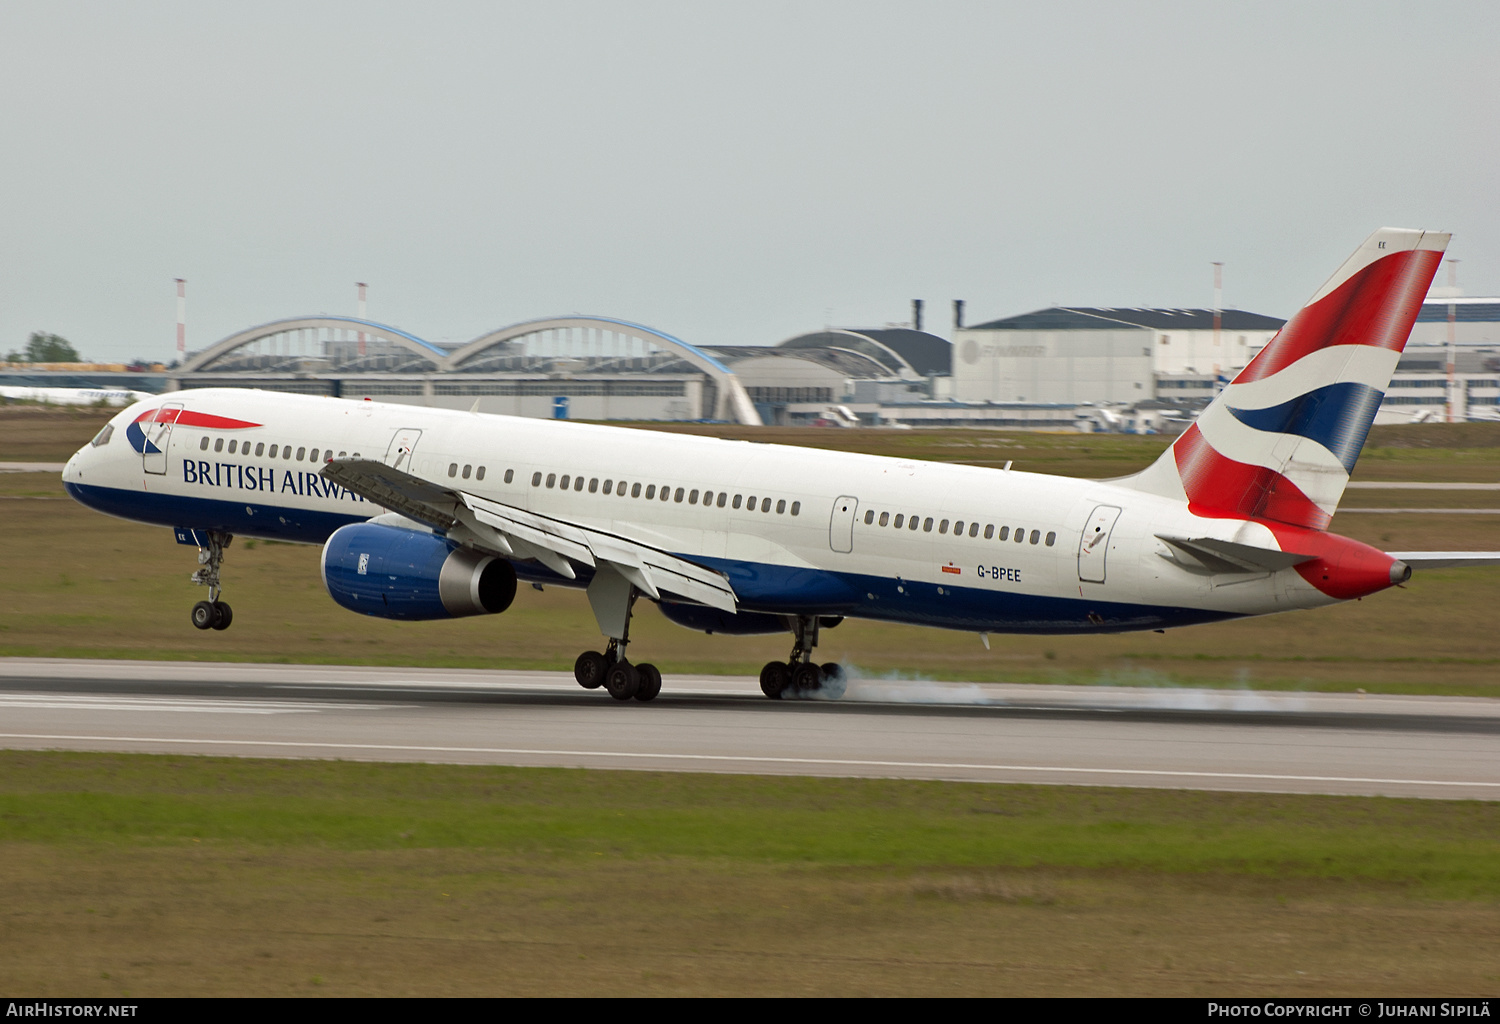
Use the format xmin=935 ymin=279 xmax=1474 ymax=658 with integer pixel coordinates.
xmin=384 ymin=429 xmax=422 ymax=472
xmin=829 ymin=496 xmax=859 ymax=553
xmin=1077 ymin=504 xmax=1122 ymax=583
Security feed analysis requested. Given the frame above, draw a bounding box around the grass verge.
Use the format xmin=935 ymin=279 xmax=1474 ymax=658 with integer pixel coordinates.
xmin=1 ymin=750 xmax=1497 ymax=996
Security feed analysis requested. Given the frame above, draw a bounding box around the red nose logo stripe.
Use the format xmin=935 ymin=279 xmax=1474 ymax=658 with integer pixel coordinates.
xmin=134 ymin=408 xmax=261 ymax=429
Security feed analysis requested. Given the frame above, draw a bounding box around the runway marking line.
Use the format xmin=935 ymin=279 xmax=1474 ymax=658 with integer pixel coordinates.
xmin=0 ymin=733 xmax=1495 ymax=790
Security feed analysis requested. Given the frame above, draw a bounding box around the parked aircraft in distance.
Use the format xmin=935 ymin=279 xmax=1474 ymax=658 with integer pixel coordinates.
xmin=3 ymin=386 xmax=154 ymax=407
xmin=62 ymin=228 xmax=1500 ymax=702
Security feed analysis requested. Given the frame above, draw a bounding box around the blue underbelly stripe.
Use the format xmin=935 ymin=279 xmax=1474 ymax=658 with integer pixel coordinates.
xmin=66 ymin=482 xmax=1240 ymax=636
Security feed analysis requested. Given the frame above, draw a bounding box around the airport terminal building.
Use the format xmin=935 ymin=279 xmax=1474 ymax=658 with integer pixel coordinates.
xmin=8 ymin=293 xmax=1500 ymax=429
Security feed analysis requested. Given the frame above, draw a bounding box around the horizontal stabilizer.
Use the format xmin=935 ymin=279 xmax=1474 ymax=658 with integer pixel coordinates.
xmin=1385 ymin=552 xmax=1500 ymax=569
xmin=1157 ymin=534 xmax=1315 ymax=574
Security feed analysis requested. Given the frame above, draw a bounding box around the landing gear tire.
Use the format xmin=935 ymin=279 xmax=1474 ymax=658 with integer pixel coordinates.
xmin=191 ymin=601 xmax=216 ymax=630
xmin=792 ymin=662 xmax=822 ymax=693
xmin=820 ymin=662 xmax=841 ymax=679
xmin=574 ymin=651 xmax=608 ymax=689
xmin=759 ymin=661 xmax=790 ymax=700
xmin=633 ymin=663 xmax=662 ymax=702
xmin=211 ymin=601 xmax=233 ymax=630
xmin=605 ymin=661 xmax=640 ymax=701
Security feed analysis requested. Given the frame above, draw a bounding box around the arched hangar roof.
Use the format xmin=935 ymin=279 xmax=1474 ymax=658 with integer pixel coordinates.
xmin=775 ymin=328 xmax=951 ymax=378
xmin=179 ymin=316 xmax=447 ymax=374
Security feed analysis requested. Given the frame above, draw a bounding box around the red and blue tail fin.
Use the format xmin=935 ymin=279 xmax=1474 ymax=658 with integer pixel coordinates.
xmin=1126 ymin=227 xmax=1449 ymax=529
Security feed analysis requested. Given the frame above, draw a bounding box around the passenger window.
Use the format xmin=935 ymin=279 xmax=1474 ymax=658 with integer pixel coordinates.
xmin=893 ymin=514 xmax=904 ymax=528
xmin=477 ymin=467 xmax=486 ymax=481
xmin=502 ymin=469 xmax=512 ymax=483
xmin=590 ymin=477 xmax=599 ymax=493
xmin=310 ymin=449 xmax=320 ymax=462
xmin=532 ymin=472 xmax=542 ymax=486
xmin=689 ymin=489 xmax=699 ymax=505
xmin=969 ymin=523 xmax=979 ymax=538
xmin=923 ymin=518 xmax=933 ymax=532
xmin=939 ymin=520 xmax=949 ymax=534
xmin=879 ymin=512 xmax=889 ymax=526
xmin=732 ymin=494 xmax=742 ymax=509
xmin=745 ymin=495 xmax=755 ymax=510
xmin=790 ymin=501 xmax=799 ymax=516
xmin=215 ymin=438 xmax=225 ymax=453
xmin=864 ymin=510 xmax=874 ymax=525
xmin=776 ymin=499 xmax=786 ymax=514
xmin=717 ymin=493 xmax=727 ymax=508
xmin=984 ymin=524 xmax=994 ymax=539
xmin=762 ymin=498 xmax=772 ymax=512
xmin=254 ymin=443 xmax=264 ymax=456
xmin=559 ymin=474 xmax=570 ymax=489
xmin=448 ymin=464 xmax=458 ymax=478
xmin=1030 ymin=529 xmax=1041 ymax=545
xmin=674 ymin=488 xmax=684 ymax=503
xmin=546 ymin=473 xmax=556 ymax=488
xmin=1045 ymin=531 xmax=1056 ymax=547
xmin=660 ymin=484 xmax=671 ymax=501
xmin=268 ymin=444 xmax=278 ymax=457
xmin=618 ymin=482 xmax=628 ymax=497
xmin=953 ymin=520 xmax=963 ymax=535
xmin=998 ymin=526 xmax=1009 ymax=540
xmin=463 ymin=465 xmax=472 ymax=479
xmin=645 ymin=484 xmax=655 ymax=499
xmin=295 ymin=447 xmax=305 ymax=461
xmin=1015 ymin=528 xmax=1025 ymax=543
xmin=200 ymin=436 xmax=209 ymax=450
xmin=574 ymin=476 xmax=583 ymax=491
xmin=228 ymin=440 xmax=237 ymax=454
xmin=603 ymin=479 xmax=613 ymax=494
xmin=338 ymin=451 xmax=346 ymax=458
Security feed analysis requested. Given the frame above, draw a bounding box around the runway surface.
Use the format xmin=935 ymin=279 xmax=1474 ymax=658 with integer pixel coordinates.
xmin=1 ymin=658 xmax=1496 ymax=800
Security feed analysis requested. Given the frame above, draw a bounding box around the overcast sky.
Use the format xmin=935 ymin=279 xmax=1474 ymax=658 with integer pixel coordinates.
xmin=2 ymin=1 xmax=1497 ymax=361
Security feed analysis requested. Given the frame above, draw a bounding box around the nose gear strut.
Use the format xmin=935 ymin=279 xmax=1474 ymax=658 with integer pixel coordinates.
xmin=188 ymin=530 xmax=234 ymax=630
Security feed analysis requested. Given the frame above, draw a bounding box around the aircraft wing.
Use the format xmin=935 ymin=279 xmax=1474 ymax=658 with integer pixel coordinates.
xmin=321 ymin=459 xmax=738 ymax=613
xmin=1386 ymin=552 xmax=1500 ymax=569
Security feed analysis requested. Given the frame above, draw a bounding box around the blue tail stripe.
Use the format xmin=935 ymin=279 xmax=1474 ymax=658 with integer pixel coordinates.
xmin=1227 ymin=382 xmax=1384 ymax=473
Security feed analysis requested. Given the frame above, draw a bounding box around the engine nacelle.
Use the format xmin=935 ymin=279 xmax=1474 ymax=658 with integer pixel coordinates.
xmin=321 ymin=522 xmax=517 ymax=620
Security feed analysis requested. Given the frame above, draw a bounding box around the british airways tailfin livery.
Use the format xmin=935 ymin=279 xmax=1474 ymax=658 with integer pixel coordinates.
xmin=62 ymin=229 xmax=1500 ymax=701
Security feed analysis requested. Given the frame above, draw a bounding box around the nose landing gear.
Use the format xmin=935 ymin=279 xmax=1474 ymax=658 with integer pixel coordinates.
xmin=187 ymin=530 xmax=234 ymax=630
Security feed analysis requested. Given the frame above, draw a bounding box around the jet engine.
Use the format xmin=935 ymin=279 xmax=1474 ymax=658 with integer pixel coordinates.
xmin=321 ymin=522 xmax=517 ymax=620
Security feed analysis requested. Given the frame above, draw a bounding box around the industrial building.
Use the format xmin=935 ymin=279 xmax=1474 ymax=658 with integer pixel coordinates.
xmin=9 ymin=287 xmax=1500 ymax=430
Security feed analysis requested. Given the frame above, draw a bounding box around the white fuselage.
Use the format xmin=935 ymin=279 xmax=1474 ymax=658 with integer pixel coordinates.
xmin=64 ymin=389 xmax=1340 ymax=635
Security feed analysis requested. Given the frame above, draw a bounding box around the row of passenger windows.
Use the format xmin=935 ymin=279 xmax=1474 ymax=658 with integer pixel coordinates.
xmin=199 ymin=436 xmax=352 ymax=462
xmin=864 ymin=508 xmax=1057 ymax=547
xmin=531 ymin=470 xmax=801 ymax=516
xmin=448 ymin=463 xmax=504 ymax=482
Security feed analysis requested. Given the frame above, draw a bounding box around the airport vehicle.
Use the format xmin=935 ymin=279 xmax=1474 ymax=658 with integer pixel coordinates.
xmin=61 ymin=228 xmax=1500 ymax=701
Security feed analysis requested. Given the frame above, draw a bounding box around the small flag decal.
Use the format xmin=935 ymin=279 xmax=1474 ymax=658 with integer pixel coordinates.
xmin=941 ymin=565 xmax=961 ymax=575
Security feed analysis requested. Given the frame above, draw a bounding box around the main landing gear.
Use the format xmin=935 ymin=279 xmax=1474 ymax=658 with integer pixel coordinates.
xmin=188 ymin=530 xmax=234 ymax=631
xmin=759 ymin=615 xmax=844 ymax=700
xmin=572 ymin=564 xmax=663 ymax=703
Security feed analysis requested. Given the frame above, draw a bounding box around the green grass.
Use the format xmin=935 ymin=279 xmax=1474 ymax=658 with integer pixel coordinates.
xmin=2 ymin=752 xmax=1498 ymax=996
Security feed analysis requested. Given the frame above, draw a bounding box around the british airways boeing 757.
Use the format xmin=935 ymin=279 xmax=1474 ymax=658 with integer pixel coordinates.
xmin=62 ymin=229 xmax=1500 ymax=701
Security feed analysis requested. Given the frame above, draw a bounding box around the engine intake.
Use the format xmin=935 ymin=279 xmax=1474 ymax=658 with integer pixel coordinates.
xmin=322 ymin=522 xmax=516 ymax=620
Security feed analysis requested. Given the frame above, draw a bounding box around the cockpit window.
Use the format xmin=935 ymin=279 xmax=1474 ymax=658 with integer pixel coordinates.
xmin=89 ymin=424 xmax=114 ymax=447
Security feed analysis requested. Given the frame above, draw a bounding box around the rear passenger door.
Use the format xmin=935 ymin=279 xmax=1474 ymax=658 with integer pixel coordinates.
xmin=1077 ymin=504 xmax=1122 ymax=583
